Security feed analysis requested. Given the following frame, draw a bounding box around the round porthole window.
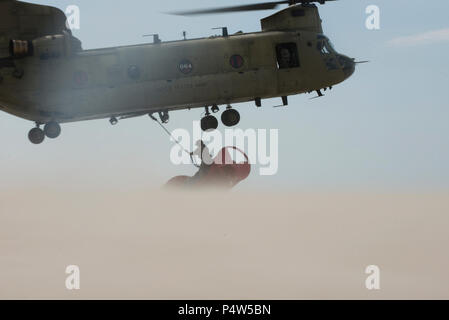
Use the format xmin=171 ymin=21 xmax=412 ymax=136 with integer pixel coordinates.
xmin=127 ymin=65 xmax=141 ymax=80
xmin=230 ymin=54 xmax=244 ymax=69
xmin=73 ymin=70 xmax=88 ymax=86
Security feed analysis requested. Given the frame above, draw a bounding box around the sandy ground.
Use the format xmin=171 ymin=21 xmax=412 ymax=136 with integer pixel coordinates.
xmin=0 ymin=189 xmax=448 ymax=299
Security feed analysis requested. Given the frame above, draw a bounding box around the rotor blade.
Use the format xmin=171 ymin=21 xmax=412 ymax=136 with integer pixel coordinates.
xmin=168 ymin=1 xmax=289 ymax=16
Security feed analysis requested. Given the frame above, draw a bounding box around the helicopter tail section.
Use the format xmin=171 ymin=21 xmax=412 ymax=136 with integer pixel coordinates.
xmin=0 ymin=0 xmax=76 ymax=59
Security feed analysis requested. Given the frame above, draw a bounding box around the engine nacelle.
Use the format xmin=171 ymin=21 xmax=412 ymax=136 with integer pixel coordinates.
xmin=261 ymin=4 xmax=323 ymax=33
xmin=32 ymin=34 xmax=67 ymax=60
xmin=9 ymin=40 xmax=32 ymax=58
xmin=9 ymin=33 xmax=76 ymax=59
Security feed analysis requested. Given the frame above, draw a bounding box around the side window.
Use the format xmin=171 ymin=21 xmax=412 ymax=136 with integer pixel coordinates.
xmin=276 ymin=43 xmax=300 ymax=69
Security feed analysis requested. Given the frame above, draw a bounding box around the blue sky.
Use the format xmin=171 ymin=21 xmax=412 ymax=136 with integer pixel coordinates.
xmin=1 ymin=0 xmax=448 ymax=191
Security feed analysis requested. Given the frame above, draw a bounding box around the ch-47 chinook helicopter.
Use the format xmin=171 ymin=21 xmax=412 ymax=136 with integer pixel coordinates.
xmin=0 ymin=0 xmax=358 ymax=144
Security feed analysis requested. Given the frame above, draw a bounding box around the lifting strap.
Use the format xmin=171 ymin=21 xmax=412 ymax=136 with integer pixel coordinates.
xmin=150 ymin=114 xmax=200 ymax=168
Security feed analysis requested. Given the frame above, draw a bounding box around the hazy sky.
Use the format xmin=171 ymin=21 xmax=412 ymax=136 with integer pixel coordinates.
xmin=1 ymin=0 xmax=448 ymax=191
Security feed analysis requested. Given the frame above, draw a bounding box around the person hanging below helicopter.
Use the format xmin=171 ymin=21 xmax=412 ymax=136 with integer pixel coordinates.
xmin=189 ymin=139 xmax=214 ymax=182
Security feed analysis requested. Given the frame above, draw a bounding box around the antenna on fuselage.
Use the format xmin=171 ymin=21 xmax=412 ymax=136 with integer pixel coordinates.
xmin=143 ymin=34 xmax=162 ymax=44
xmin=212 ymin=27 xmax=229 ymax=37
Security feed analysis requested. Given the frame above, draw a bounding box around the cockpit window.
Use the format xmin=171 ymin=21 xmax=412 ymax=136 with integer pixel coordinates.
xmin=316 ymin=35 xmax=339 ymax=70
xmin=316 ymin=35 xmax=336 ymax=55
xmin=326 ymin=39 xmax=336 ymax=52
xmin=317 ymin=41 xmax=330 ymax=54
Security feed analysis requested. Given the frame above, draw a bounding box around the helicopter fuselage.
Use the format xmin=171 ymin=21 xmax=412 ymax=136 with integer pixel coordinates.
xmin=0 ymin=1 xmax=357 ymax=144
xmin=0 ymin=29 xmax=353 ymax=124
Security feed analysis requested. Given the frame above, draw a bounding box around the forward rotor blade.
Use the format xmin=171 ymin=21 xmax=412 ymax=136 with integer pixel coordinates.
xmin=168 ymin=1 xmax=289 ymax=16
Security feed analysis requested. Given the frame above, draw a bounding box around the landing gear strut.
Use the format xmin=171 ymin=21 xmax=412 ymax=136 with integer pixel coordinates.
xmin=201 ymin=107 xmax=218 ymax=131
xmin=110 ymin=117 xmax=118 ymax=125
xmin=221 ymin=105 xmax=240 ymax=127
xmin=211 ymin=105 xmax=220 ymax=113
xmin=158 ymin=111 xmax=170 ymax=124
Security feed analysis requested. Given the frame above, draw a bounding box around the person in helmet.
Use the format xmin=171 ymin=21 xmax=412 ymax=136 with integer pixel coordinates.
xmin=189 ymin=140 xmax=214 ymax=182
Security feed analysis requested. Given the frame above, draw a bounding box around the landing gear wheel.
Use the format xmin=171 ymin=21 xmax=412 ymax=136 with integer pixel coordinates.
xmin=221 ymin=109 xmax=241 ymax=127
xmin=201 ymin=115 xmax=218 ymax=131
xmin=28 ymin=127 xmax=45 ymax=145
xmin=44 ymin=122 xmax=61 ymax=139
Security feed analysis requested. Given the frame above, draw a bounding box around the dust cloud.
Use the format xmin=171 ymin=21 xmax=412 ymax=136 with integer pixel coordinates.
xmin=1 ymin=189 xmax=448 ymax=299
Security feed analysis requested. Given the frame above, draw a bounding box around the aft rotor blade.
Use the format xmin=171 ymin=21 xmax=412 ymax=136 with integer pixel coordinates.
xmin=168 ymin=1 xmax=289 ymax=16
